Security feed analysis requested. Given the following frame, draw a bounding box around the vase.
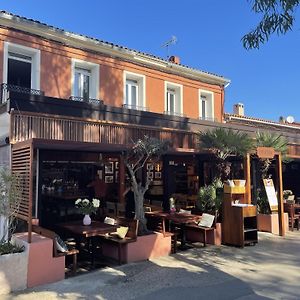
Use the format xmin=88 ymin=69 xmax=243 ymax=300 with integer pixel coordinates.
xmin=83 ymin=214 xmax=91 ymax=226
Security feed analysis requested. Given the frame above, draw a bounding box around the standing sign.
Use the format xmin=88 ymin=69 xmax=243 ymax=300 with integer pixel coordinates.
xmin=263 ymin=179 xmax=278 ymax=212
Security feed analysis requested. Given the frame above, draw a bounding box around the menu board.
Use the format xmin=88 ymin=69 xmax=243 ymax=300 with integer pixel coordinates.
xmin=263 ymin=179 xmax=278 ymax=212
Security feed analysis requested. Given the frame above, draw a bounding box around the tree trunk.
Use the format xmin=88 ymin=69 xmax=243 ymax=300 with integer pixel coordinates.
xmin=134 ymin=190 xmax=148 ymax=235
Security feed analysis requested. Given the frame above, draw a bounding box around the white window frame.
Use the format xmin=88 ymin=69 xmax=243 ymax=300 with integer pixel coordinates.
xmin=71 ymin=58 xmax=99 ymax=99
xmin=123 ymin=71 xmax=146 ymax=109
xmin=164 ymin=81 xmax=183 ymax=116
xmin=199 ymin=89 xmax=214 ymax=121
xmin=3 ymin=42 xmax=41 ymax=89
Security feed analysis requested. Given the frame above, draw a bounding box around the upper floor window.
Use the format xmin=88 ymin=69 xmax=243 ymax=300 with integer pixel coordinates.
xmin=3 ymin=42 xmax=40 ymax=89
xmin=164 ymin=81 xmax=183 ymax=116
xmin=71 ymin=59 xmax=99 ymax=101
xmin=123 ymin=71 xmax=146 ymax=110
xmin=199 ymin=90 xmax=214 ymax=121
xmin=74 ymin=67 xmax=91 ymax=100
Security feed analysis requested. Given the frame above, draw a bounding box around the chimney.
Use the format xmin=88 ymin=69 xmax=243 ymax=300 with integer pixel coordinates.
xmin=233 ymin=103 xmax=244 ymax=116
xmin=169 ymin=56 xmax=180 ymax=64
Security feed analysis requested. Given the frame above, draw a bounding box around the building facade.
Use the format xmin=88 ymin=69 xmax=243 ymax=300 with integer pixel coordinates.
xmin=0 ymin=11 xmax=300 ymax=233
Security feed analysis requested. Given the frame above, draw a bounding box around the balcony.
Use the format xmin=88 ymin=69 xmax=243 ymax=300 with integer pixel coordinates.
xmin=122 ymin=104 xmax=149 ymax=111
xmin=0 ymin=83 xmax=44 ymax=104
xmin=69 ymin=95 xmax=104 ymax=105
xmin=163 ymin=111 xmax=186 ymax=118
xmin=10 ymin=110 xmax=197 ymax=151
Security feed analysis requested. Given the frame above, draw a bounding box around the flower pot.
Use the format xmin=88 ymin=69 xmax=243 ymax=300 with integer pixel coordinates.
xmin=83 ymin=214 xmax=91 ymax=226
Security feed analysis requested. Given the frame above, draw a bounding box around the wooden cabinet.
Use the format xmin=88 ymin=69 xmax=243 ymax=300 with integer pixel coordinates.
xmin=222 ymin=186 xmax=258 ymax=247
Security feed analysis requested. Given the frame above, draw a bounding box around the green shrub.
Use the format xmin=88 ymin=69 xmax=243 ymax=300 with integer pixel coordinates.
xmin=0 ymin=242 xmax=24 ymax=256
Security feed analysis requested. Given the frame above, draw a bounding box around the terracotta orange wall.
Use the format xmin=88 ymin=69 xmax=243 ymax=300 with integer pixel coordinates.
xmin=0 ymin=28 xmax=225 ymax=121
xmin=41 ymin=51 xmax=71 ymax=99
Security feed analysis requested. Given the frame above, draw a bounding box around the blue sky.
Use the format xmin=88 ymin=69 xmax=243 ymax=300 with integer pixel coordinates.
xmin=1 ymin=0 xmax=299 ymax=121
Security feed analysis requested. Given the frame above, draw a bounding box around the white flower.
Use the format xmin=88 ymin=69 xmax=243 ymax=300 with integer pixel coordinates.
xmin=82 ymin=199 xmax=89 ymax=204
xmin=75 ymin=199 xmax=82 ymax=205
xmin=92 ymin=198 xmax=100 ymax=208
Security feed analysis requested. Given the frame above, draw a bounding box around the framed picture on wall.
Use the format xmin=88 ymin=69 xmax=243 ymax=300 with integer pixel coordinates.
xmin=115 ymin=171 xmax=119 ymax=183
xmin=147 ymin=172 xmax=153 ymax=180
xmin=115 ymin=161 xmax=119 ymax=170
xmin=105 ymin=175 xmax=114 ymax=183
xmin=147 ymin=163 xmax=153 ymax=171
xmin=105 ymin=162 xmax=114 ymax=174
xmin=154 ymin=172 xmax=161 ymax=179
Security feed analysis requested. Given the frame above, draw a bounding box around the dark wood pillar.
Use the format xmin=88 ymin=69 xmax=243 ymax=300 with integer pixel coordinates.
xmin=243 ymin=153 xmax=251 ymax=204
xmin=119 ymin=154 xmax=125 ymax=203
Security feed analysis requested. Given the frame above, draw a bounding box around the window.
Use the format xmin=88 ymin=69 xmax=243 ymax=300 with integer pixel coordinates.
xmin=164 ymin=82 xmax=183 ymax=116
xmin=3 ymin=42 xmax=40 ymax=89
xmin=74 ymin=67 xmax=91 ymax=100
xmin=199 ymin=90 xmax=214 ymax=121
xmin=71 ymin=59 xmax=99 ymax=101
xmin=166 ymin=88 xmax=176 ymax=113
xmin=126 ymin=79 xmax=138 ymax=107
xmin=123 ymin=71 xmax=146 ymax=110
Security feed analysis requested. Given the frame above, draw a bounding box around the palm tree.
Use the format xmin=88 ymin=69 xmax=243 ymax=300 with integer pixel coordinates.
xmin=255 ymin=131 xmax=288 ymax=179
xmin=198 ymin=128 xmax=254 ymax=180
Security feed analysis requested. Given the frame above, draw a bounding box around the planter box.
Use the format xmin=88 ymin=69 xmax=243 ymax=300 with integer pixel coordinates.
xmin=102 ymin=232 xmax=171 ymax=263
xmin=0 ymin=237 xmax=28 ymax=295
xmin=257 ymin=213 xmax=289 ymax=235
xmin=186 ymin=223 xmax=222 ymax=246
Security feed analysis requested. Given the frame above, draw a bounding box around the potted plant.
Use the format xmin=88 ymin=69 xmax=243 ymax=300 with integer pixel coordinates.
xmin=0 ymin=168 xmax=27 ymax=295
xmin=256 ymin=188 xmax=288 ymax=234
xmin=186 ymin=179 xmax=223 ymax=245
xmin=75 ymin=198 xmax=100 ymax=225
xmin=283 ymin=190 xmax=294 ymax=202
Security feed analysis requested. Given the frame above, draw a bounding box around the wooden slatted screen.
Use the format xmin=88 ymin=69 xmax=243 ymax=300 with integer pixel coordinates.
xmin=10 ymin=111 xmax=197 ymax=151
xmin=11 ymin=143 xmax=33 ymax=242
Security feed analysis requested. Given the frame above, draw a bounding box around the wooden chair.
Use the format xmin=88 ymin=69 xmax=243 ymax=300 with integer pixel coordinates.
xmin=106 ymin=201 xmax=117 ymax=217
xmin=32 ymin=225 xmax=79 ymax=275
xmin=146 ymin=215 xmax=177 ymax=253
xmin=117 ymin=203 xmax=126 ymax=217
xmin=100 ymin=218 xmax=139 ymax=264
xmin=284 ymin=203 xmax=300 ymax=231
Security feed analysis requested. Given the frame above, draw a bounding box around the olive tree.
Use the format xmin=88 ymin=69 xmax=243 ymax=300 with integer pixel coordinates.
xmin=0 ymin=168 xmax=21 ymax=244
xmin=125 ymin=136 xmax=169 ymax=235
xmin=243 ymin=0 xmax=300 ymax=49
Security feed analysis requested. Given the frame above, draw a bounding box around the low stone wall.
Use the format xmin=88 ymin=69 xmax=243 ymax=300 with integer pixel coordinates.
xmin=0 ymin=236 xmax=28 ymax=295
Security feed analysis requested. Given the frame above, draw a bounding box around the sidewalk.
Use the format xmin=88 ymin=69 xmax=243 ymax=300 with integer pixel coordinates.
xmin=6 ymin=231 xmax=300 ymax=300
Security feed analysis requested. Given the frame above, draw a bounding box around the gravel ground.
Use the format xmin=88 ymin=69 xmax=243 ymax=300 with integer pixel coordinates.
xmin=5 ymin=231 xmax=300 ymax=300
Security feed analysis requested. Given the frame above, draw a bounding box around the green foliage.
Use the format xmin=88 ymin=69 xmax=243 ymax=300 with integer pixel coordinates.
xmin=197 ymin=179 xmax=224 ymax=215
xmin=243 ymin=0 xmax=300 ymax=49
xmin=198 ymin=128 xmax=254 ymax=161
xmin=256 ymin=131 xmax=289 ymax=178
xmin=256 ymin=188 xmax=271 ymax=214
xmin=198 ymin=128 xmax=253 ymax=180
xmin=0 ymin=168 xmax=21 ymax=244
xmin=0 ymin=242 xmax=24 ymax=256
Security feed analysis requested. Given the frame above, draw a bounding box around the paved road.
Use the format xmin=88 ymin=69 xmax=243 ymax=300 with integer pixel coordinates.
xmin=6 ymin=231 xmax=300 ymax=300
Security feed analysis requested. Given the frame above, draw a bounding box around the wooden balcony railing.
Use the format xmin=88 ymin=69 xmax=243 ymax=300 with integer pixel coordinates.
xmin=10 ymin=111 xmax=198 ymax=150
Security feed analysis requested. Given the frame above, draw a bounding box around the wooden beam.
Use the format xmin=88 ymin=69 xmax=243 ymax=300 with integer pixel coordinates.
xmin=275 ymin=153 xmax=285 ymax=236
xmin=244 ymin=153 xmax=251 ymax=204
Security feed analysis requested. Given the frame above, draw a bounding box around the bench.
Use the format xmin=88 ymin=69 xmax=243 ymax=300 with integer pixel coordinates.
xmin=99 ymin=218 xmax=139 ymax=265
xmin=184 ymin=223 xmax=215 ymax=247
xmin=32 ymin=225 xmax=79 ymax=274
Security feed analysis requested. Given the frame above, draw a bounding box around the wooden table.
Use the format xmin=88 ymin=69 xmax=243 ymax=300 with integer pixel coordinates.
xmin=145 ymin=211 xmax=201 ymax=249
xmin=57 ymin=220 xmax=118 ymax=265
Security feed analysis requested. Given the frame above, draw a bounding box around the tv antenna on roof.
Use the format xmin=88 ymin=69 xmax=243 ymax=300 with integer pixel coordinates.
xmin=161 ymin=35 xmax=177 ymax=59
